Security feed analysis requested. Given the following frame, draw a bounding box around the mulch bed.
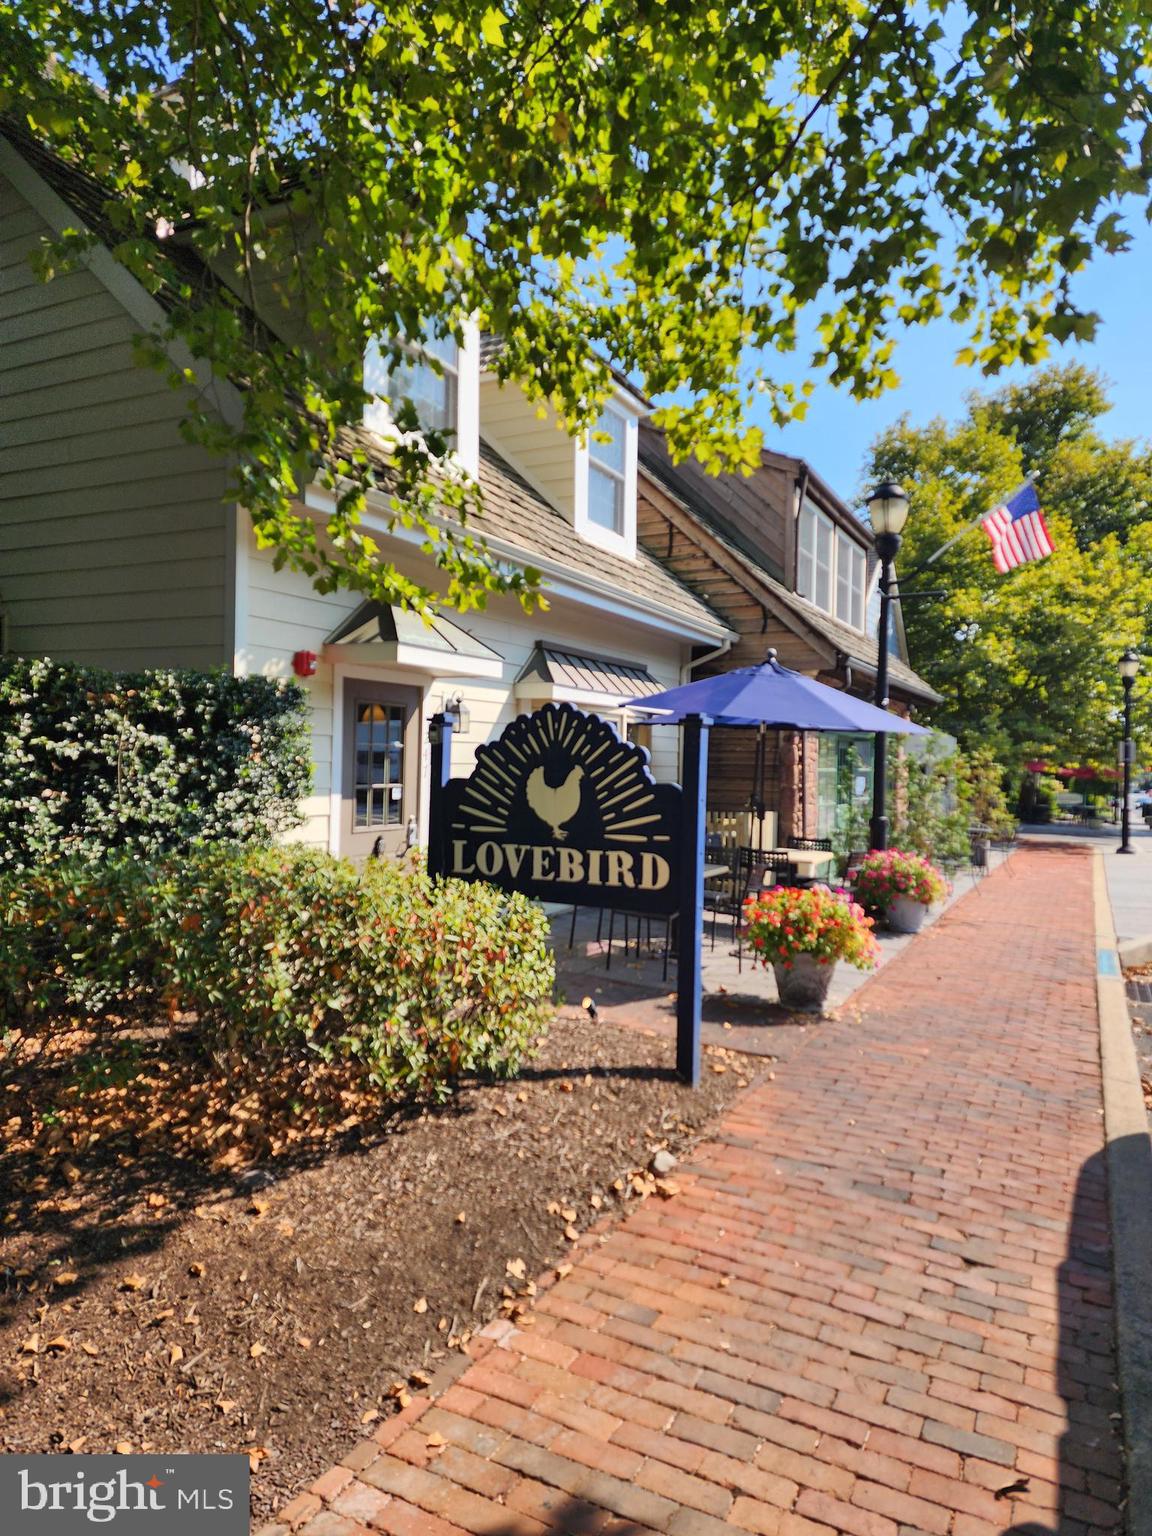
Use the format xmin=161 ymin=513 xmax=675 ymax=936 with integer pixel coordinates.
xmin=0 ymin=1010 xmax=750 ymax=1520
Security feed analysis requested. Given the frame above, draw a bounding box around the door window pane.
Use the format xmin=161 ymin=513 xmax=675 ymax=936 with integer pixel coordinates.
xmin=353 ymin=700 xmax=406 ymax=828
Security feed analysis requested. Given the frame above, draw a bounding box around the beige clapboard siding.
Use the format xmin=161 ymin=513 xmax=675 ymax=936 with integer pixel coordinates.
xmin=478 ymin=377 xmax=578 ymax=519
xmin=243 ymin=527 xmax=687 ymax=848
xmin=0 ymin=169 xmax=232 ymax=672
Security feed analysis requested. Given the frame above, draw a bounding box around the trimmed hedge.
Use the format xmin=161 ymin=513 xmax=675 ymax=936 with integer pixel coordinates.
xmin=1 ymin=847 xmax=555 ymax=1099
xmin=0 ymin=657 xmax=312 ymax=872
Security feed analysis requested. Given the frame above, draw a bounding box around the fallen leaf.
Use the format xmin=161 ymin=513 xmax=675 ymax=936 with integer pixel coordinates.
xmin=718 ymin=1276 xmax=733 ymax=1289
xmin=67 ymin=1437 xmax=88 ymax=1453
xmin=115 ymin=1442 xmax=132 ymax=1455
xmin=412 ymin=1297 xmax=428 ymax=1314
xmin=45 ymin=1335 xmax=71 ymax=1352
xmin=564 ymin=1224 xmax=579 ymax=1241
xmin=247 ymin=1447 xmax=267 ymax=1473
xmin=168 ymin=1344 xmax=184 ymax=1365
xmin=216 ymin=1400 xmax=237 ymax=1415
xmin=505 ymin=1258 xmax=526 ymax=1280
xmin=145 ymin=1193 xmax=168 ymax=1209
xmin=426 ymin=1431 xmax=445 ymax=1449
xmin=492 ymin=1103 xmax=508 ymax=1118
xmin=560 ymin=1207 xmax=577 ymax=1223
xmin=409 ymin=1369 xmax=432 ymax=1387
xmin=360 ymin=1408 xmax=379 ymax=1424
xmin=248 ymin=1198 xmax=269 ymax=1217
xmin=555 ymin=1263 xmax=573 ymax=1279
xmin=150 ymin=1309 xmax=175 ymax=1325
xmin=54 ymin=1270 xmax=79 ymax=1286
xmin=80 ymin=1342 xmax=99 ymax=1357
xmin=454 ymin=1212 xmax=466 ymax=1224
xmin=59 ymin=1160 xmax=81 ymax=1184
xmin=249 ymin=1342 xmax=267 ymax=1359
xmin=295 ymin=1337 xmax=312 ymax=1350
xmin=188 ymin=1261 xmax=206 ymax=1278
xmin=120 ymin=1274 xmax=146 ymax=1292
xmin=276 ymin=1221 xmax=295 ymax=1238
xmin=20 ymin=1334 xmax=41 ymax=1354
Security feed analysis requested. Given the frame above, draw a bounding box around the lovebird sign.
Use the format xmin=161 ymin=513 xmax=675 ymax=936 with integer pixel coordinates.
xmin=428 ymin=703 xmax=684 ymax=915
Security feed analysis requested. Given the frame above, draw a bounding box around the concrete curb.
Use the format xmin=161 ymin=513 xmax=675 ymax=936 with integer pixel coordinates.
xmin=1092 ymin=851 xmax=1152 ymax=1536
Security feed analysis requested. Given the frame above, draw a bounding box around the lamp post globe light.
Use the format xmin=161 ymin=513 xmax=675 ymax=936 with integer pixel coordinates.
xmin=1118 ymin=648 xmax=1140 ymax=855
xmin=866 ymin=481 xmax=910 ymax=852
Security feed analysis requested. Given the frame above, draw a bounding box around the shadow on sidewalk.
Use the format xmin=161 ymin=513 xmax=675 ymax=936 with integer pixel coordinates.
xmin=1001 ymin=1147 xmax=1123 ymax=1536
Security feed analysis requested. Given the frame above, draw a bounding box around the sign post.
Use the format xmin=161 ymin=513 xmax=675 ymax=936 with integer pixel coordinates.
xmin=427 ymin=711 xmax=454 ymax=879
xmin=428 ymin=702 xmax=707 ymax=1087
xmin=676 ymin=713 xmax=710 ymax=1087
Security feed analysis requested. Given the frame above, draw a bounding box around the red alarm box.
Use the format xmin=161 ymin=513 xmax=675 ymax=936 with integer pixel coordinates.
xmin=292 ymin=650 xmax=318 ymax=678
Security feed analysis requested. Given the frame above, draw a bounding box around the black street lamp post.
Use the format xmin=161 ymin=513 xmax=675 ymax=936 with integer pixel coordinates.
xmin=1118 ymin=648 xmax=1140 ymax=855
xmin=867 ymin=481 xmax=910 ymax=851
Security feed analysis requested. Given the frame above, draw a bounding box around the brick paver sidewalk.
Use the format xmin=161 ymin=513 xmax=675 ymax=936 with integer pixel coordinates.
xmin=265 ymin=844 xmax=1122 ymax=1536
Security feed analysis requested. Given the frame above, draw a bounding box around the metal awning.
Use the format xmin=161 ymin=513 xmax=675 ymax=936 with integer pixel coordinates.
xmin=324 ymin=602 xmax=505 ymax=679
xmin=515 ymin=644 xmax=664 ymax=710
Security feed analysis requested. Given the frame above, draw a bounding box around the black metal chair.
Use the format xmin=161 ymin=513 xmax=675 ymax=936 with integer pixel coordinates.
xmin=787 ymin=836 xmax=833 ymax=852
xmin=604 ymin=907 xmax=676 ymax=980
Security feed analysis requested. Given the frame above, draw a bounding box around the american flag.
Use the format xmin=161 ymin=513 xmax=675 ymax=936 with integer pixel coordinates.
xmin=981 ymin=481 xmax=1054 ymax=572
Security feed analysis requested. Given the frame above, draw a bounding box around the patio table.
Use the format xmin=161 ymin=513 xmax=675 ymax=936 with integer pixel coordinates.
xmin=766 ymin=847 xmax=834 ymax=880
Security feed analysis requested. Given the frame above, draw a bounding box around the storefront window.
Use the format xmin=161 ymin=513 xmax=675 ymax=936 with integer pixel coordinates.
xmin=817 ymin=733 xmax=874 ymax=845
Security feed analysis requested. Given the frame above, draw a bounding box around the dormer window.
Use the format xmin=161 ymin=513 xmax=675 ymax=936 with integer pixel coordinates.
xmin=365 ymin=332 xmax=458 ymax=433
xmin=572 ymin=397 xmax=641 ymax=558
xmin=796 ymin=499 xmax=868 ymax=631
xmin=363 ymin=322 xmax=479 ymax=476
xmin=588 ymin=409 xmax=627 ymax=534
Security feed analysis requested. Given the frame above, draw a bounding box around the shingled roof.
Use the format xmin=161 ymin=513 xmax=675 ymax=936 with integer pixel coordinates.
xmin=638 ymin=430 xmax=940 ymax=704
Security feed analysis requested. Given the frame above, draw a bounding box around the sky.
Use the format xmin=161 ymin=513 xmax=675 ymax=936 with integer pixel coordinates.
xmin=757 ymin=220 xmax=1152 ymax=512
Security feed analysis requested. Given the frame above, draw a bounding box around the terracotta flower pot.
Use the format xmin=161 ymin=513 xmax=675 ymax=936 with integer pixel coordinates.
xmin=773 ymin=952 xmax=835 ymax=1012
xmin=887 ymin=895 xmax=930 ymax=934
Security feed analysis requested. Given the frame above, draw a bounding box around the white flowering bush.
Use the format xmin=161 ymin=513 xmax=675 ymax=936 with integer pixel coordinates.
xmin=0 ymin=658 xmax=312 ymax=871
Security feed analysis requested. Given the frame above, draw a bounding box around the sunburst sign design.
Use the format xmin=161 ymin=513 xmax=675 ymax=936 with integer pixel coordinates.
xmin=433 ymin=704 xmax=684 ymax=915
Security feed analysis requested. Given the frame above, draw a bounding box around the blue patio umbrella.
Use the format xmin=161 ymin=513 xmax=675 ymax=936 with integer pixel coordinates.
xmin=627 ymin=650 xmax=930 ymax=734
xmin=627 ymin=650 xmax=928 ymax=845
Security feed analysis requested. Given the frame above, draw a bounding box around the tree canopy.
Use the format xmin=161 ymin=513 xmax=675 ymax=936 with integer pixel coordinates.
xmin=2 ymin=1 xmax=1151 ymax=610
xmin=867 ymin=364 xmax=1152 ymax=768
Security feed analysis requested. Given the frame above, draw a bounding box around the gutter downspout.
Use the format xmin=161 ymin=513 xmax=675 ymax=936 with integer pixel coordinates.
xmin=681 ymin=631 xmax=734 ymax=684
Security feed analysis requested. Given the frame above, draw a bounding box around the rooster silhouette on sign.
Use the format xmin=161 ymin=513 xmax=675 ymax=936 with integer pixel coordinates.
xmin=525 ymin=765 xmax=585 ymax=840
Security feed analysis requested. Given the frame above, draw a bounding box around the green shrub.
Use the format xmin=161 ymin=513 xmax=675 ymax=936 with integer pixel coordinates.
xmin=1 ymin=847 xmax=555 ymax=1100
xmin=0 ymin=657 xmax=312 ymax=872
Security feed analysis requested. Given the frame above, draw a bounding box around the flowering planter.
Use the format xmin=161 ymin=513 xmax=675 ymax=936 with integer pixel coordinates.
xmin=773 ymin=953 xmax=836 ymax=1012
xmin=886 ymin=895 xmax=930 ymax=934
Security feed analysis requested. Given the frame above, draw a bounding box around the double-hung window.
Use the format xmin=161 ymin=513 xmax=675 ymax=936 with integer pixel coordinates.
xmin=364 ymin=331 xmax=458 ymax=434
xmin=587 ymin=408 xmax=627 ymax=534
xmin=796 ymin=500 xmax=868 ymax=631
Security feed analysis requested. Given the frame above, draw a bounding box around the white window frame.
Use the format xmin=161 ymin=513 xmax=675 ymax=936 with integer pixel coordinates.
xmin=796 ymin=498 xmax=869 ymax=632
xmin=363 ymin=321 xmax=480 ymax=477
xmin=574 ymin=394 xmax=642 ymax=559
xmin=587 ymin=407 xmax=627 ymax=534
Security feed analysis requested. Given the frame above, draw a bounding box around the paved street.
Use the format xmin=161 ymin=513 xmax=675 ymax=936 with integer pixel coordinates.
xmin=264 ymin=844 xmax=1123 ymax=1536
